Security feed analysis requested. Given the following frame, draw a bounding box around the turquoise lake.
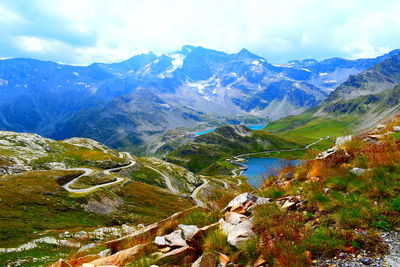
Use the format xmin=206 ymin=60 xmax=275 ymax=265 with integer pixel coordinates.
xmin=242 ymin=158 xmax=300 ymax=188
xmin=194 ymin=124 xmax=266 ymax=136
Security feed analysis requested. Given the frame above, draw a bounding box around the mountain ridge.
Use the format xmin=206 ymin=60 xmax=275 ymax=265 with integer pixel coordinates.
xmin=0 ymin=46 xmax=398 ymax=153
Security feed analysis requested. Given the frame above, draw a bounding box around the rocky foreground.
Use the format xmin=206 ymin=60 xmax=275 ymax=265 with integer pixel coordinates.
xmin=50 ymin=190 xmax=400 ymax=267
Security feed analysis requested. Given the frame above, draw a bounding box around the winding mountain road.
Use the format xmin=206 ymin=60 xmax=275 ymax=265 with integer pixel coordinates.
xmin=190 ymin=178 xmax=209 ymax=207
xmin=61 ymin=152 xmax=135 ymax=193
xmin=145 ymin=165 xmax=180 ymax=194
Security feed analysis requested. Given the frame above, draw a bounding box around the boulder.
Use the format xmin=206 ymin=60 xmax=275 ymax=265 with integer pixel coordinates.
xmin=226 ymin=193 xmax=258 ymax=210
xmin=281 ymin=200 xmax=296 ymax=209
xmin=77 ymin=243 xmax=96 ymax=253
xmin=255 ymin=197 xmax=270 ymax=206
xmin=178 ymin=224 xmax=200 ymax=241
xmin=89 ymin=244 xmax=148 ymax=266
xmin=219 ymin=218 xmax=255 ymax=248
xmin=191 ymin=253 xmax=217 ymax=267
xmin=154 ymin=236 xmax=169 ymax=246
xmin=227 ymin=220 xmax=255 ymax=247
xmin=316 ymin=147 xmax=337 ymax=159
xmin=98 ymin=248 xmax=111 ymax=258
xmin=154 ymin=230 xmax=187 ymax=247
xmin=394 ymin=126 xmax=400 ymax=132
xmin=157 ymin=246 xmax=197 ymax=265
xmin=67 ymin=255 xmax=99 ymax=267
xmin=219 ymin=218 xmax=235 ymax=234
xmin=230 ymin=203 xmax=246 ymax=214
xmin=52 ymin=259 xmax=72 ymax=267
xmin=224 ymin=212 xmax=248 ymax=225
xmin=106 ymin=223 xmax=159 ymax=253
xmin=190 ymin=222 xmax=219 ymax=244
xmin=335 ymin=135 xmax=352 ymax=148
xmin=254 ymin=257 xmax=267 ymax=267
xmin=218 ymin=253 xmax=230 ymax=266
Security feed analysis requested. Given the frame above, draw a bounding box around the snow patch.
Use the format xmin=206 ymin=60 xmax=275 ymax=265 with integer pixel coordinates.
xmin=75 ymin=82 xmax=91 ymax=88
xmin=0 ymin=79 xmax=8 ymax=86
xmin=167 ymin=53 xmax=185 ymax=72
xmin=159 ymin=103 xmax=171 ymax=109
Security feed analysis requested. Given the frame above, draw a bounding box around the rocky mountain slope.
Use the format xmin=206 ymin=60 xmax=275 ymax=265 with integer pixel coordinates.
xmin=166 ymin=51 xmax=400 ymax=179
xmin=0 ymin=46 xmax=397 ymax=153
xmin=0 ymin=131 xmax=242 ymax=266
xmin=264 ymin=51 xmax=400 ymax=140
xmin=46 ymin=118 xmax=400 ymax=267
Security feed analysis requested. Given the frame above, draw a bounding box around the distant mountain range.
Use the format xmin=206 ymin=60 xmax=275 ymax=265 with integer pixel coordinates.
xmin=0 ymin=45 xmax=398 ymax=154
xmin=168 ymin=51 xmax=400 ymax=173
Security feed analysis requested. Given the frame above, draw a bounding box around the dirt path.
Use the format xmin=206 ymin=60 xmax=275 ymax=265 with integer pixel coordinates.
xmin=62 ymin=152 xmax=135 ymax=193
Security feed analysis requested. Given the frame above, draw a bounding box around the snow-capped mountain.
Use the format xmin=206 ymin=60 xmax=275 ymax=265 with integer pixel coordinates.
xmin=0 ymin=45 xmax=397 ymax=153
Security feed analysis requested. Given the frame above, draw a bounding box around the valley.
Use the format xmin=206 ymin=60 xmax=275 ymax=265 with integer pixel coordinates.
xmin=1 ymin=47 xmax=400 ymax=266
xmin=0 ymin=46 xmax=398 ymax=155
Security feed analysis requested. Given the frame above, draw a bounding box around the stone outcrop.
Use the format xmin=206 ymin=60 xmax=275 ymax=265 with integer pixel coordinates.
xmin=191 ymin=253 xmax=217 ymax=267
xmin=88 ymin=244 xmax=149 ymax=267
xmin=154 ymin=230 xmax=188 ymax=247
xmin=335 ymin=135 xmax=352 ymax=148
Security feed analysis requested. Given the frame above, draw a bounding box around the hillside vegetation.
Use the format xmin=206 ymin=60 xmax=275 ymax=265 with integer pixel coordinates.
xmin=167 ymin=125 xmax=303 ymax=174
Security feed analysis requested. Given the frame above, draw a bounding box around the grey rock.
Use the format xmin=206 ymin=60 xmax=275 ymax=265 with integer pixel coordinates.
xmin=178 ymin=224 xmax=200 ymax=241
xmin=191 ymin=253 xmax=217 ymax=267
xmin=335 ymin=135 xmax=352 ymax=148
xmin=77 ymin=242 xmax=96 ymax=253
xmin=224 ymin=212 xmax=249 ymax=225
xmin=226 ymin=193 xmax=258 ymax=210
xmin=360 ymin=257 xmax=372 ymax=265
xmin=154 ymin=230 xmax=187 ymax=247
xmin=98 ymin=248 xmax=111 ymax=257
xmin=219 ymin=218 xmax=255 ymax=248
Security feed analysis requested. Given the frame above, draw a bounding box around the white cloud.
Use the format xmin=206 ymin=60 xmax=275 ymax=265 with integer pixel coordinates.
xmin=1 ymin=0 xmax=400 ymax=64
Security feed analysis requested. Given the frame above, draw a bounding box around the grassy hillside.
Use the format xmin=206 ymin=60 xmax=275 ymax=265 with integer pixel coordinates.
xmin=0 ymin=131 xmax=207 ymax=266
xmin=264 ymin=85 xmax=400 ymax=144
xmin=0 ymin=170 xmax=192 ymax=246
xmin=248 ymin=117 xmax=400 ymax=266
xmin=167 ymin=125 xmax=302 ymax=174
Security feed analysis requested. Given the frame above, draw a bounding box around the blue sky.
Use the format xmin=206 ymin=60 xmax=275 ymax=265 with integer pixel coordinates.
xmin=1 ymin=0 xmax=399 ymax=65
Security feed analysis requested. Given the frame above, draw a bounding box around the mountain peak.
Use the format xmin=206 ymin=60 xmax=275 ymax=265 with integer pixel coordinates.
xmin=236 ymin=48 xmax=260 ymax=59
xmin=181 ymin=45 xmax=196 ymax=54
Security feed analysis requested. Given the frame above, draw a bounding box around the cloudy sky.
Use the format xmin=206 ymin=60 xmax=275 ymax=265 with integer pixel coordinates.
xmin=1 ymin=0 xmax=399 ymax=65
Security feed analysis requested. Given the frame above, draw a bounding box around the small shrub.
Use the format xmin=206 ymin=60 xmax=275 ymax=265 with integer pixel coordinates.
xmin=238 ymin=237 xmax=259 ymax=265
xmin=181 ymin=210 xmax=218 ymax=227
xmin=327 ymin=175 xmax=349 ymax=191
xmin=390 ymin=196 xmax=400 ymax=212
xmin=260 ymin=187 xmax=285 ymax=199
xmin=304 ymin=227 xmax=346 ymax=256
xmin=372 ymin=215 xmax=392 ymax=231
xmin=202 ymin=229 xmax=235 ymax=255
xmin=351 ymin=241 xmax=361 ymax=249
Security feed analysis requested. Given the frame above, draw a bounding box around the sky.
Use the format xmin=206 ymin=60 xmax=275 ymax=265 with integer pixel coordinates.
xmin=0 ymin=0 xmax=400 ymax=65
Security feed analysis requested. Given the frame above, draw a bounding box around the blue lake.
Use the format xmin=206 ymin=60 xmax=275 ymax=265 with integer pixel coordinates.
xmin=242 ymin=158 xmax=300 ymax=188
xmin=194 ymin=124 xmax=266 ymax=136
